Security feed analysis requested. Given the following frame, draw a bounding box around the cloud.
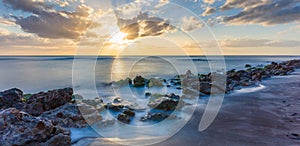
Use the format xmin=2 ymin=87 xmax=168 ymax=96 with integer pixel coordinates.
xmin=220 ymin=38 xmax=300 ymax=48
xmin=203 ymin=0 xmax=215 ymax=4
xmin=116 ymin=12 xmax=174 ymax=40
xmin=202 ymin=7 xmax=216 ymax=16
xmin=155 ymin=0 xmax=170 ymax=8
xmin=0 ymin=31 xmax=76 ymax=55
xmin=0 ymin=28 xmax=11 ymax=36
xmin=181 ymin=16 xmax=204 ymax=32
xmin=221 ymin=0 xmax=300 ymax=25
xmin=0 ymin=17 xmax=16 ymax=26
xmin=3 ymin=0 xmax=96 ymax=39
xmin=2 ymin=0 xmax=51 ymax=14
xmin=184 ymin=38 xmax=300 ymax=49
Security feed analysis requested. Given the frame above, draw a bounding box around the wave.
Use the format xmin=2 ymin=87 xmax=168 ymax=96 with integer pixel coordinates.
xmin=233 ymin=84 xmax=266 ymax=94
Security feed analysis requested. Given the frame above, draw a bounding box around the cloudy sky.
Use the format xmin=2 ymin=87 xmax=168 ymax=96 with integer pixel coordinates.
xmin=0 ymin=0 xmax=299 ymax=55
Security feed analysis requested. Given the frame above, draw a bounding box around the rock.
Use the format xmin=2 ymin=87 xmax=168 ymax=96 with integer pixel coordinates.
xmin=0 ymin=108 xmax=71 ymax=146
xmin=133 ymin=76 xmax=146 ymax=87
xmin=287 ymin=133 xmax=300 ymax=140
xmin=0 ymin=88 xmax=23 ymax=108
xmin=104 ymin=103 xmax=124 ymax=111
xmin=147 ymin=78 xmax=164 ymax=87
xmin=115 ymin=77 xmax=132 ymax=86
xmin=180 ymin=70 xmax=194 ymax=78
xmin=245 ymin=64 xmax=252 ymax=68
xmin=123 ymin=109 xmax=135 ymax=117
xmin=145 ymin=92 xmax=151 ymax=97
xmin=117 ymin=113 xmax=130 ymax=124
xmin=40 ymin=103 xmax=100 ymax=128
xmin=113 ymin=97 xmax=122 ymax=103
xmin=23 ymin=88 xmax=73 ymax=116
xmin=42 ymin=133 xmax=71 ymax=146
xmin=140 ymin=112 xmax=178 ymax=122
xmin=81 ymin=98 xmax=103 ymax=107
xmin=72 ymin=94 xmax=84 ymax=100
xmin=200 ymin=82 xmax=226 ymax=95
xmin=148 ymin=94 xmax=185 ymax=111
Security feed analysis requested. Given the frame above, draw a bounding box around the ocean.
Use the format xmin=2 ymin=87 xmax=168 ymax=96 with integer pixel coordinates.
xmin=1 ymin=55 xmax=299 ymax=144
xmin=0 ymin=56 xmax=298 ymax=93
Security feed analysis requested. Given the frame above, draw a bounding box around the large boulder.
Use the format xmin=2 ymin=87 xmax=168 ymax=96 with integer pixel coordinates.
xmin=24 ymin=88 xmax=73 ymax=116
xmin=0 ymin=88 xmax=23 ymax=109
xmin=40 ymin=103 xmax=101 ymax=128
xmin=133 ymin=76 xmax=146 ymax=87
xmin=0 ymin=108 xmax=71 ymax=146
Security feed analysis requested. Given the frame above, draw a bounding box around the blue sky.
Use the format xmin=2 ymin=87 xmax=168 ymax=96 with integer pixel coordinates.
xmin=0 ymin=0 xmax=299 ymax=55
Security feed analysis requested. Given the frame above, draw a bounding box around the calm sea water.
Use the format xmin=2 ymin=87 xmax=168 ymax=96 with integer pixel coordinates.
xmin=0 ymin=56 xmax=299 ymax=93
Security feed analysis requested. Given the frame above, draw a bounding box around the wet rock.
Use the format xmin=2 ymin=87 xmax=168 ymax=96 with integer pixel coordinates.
xmin=0 ymin=108 xmax=71 ymax=146
xmin=40 ymin=103 xmax=101 ymax=128
xmin=123 ymin=109 xmax=135 ymax=117
xmin=104 ymin=103 xmax=124 ymax=111
xmin=113 ymin=97 xmax=122 ymax=103
xmin=81 ymin=98 xmax=103 ymax=107
xmin=200 ymin=82 xmax=226 ymax=95
xmin=245 ymin=64 xmax=252 ymax=68
xmin=24 ymin=88 xmax=73 ymax=116
xmin=133 ymin=76 xmax=146 ymax=87
xmin=147 ymin=78 xmax=164 ymax=87
xmin=117 ymin=113 xmax=131 ymax=124
xmin=148 ymin=94 xmax=185 ymax=111
xmin=115 ymin=77 xmax=132 ymax=86
xmin=145 ymin=92 xmax=152 ymax=97
xmin=0 ymin=88 xmax=23 ymax=109
xmin=140 ymin=112 xmax=178 ymax=122
xmin=287 ymin=133 xmax=300 ymax=140
xmin=180 ymin=70 xmax=194 ymax=78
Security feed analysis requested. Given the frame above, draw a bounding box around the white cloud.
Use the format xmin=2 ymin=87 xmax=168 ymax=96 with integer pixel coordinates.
xmin=181 ymin=16 xmax=203 ymax=32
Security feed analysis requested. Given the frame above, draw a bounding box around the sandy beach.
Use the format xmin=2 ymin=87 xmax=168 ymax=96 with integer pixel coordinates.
xmin=74 ymin=71 xmax=300 ymax=146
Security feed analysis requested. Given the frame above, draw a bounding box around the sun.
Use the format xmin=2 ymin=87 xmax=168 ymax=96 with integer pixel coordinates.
xmin=109 ymin=31 xmax=128 ymax=44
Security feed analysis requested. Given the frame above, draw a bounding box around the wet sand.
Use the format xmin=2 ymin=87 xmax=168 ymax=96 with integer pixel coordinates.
xmin=74 ymin=72 xmax=300 ymax=146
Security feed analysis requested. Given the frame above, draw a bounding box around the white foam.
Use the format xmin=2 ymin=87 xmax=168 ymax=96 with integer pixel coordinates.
xmin=233 ymin=84 xmax=266 ymax=94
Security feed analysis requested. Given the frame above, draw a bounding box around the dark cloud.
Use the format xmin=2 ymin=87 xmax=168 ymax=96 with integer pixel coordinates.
xmin=2 ymin=0 xmax=51 ymax=14
xmin=221 ymin=0 xmax=300 ymax=25
xmin=3 ymin=0 xmax=95 ymax=39
xmin=116 ymin=12 xmax=175 ymax=40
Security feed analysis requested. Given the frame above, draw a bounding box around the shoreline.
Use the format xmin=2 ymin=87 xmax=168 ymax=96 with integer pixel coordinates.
xmin=1 ymin=59 xmax=300 ymax=145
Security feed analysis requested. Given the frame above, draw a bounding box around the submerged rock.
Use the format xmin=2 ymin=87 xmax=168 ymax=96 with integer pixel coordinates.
xmin=0 ymin=108 xmax=71 ymax=146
